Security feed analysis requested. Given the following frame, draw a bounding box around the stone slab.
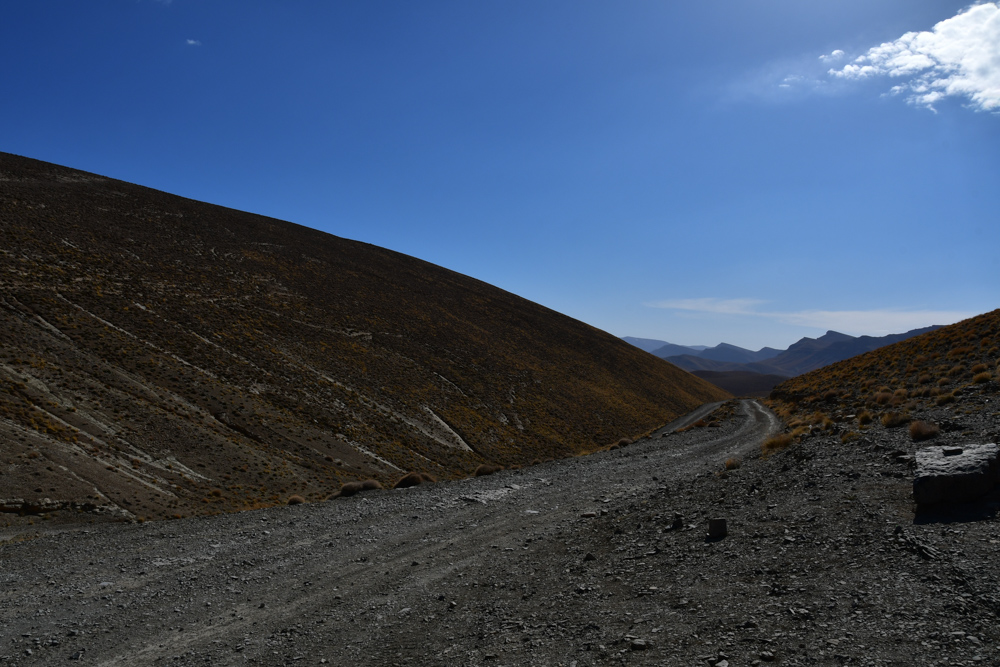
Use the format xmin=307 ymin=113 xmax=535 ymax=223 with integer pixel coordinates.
xmin=913 ymin=443 xmax=1000 ymax=506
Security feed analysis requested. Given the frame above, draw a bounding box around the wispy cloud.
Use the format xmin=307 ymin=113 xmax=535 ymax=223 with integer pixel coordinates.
xmin=828 ymin=2 xmax=1000 ymax=112
xmin=645 ymin=299 xmax=976 ymax=336
xmin=186 ymin=39 xmax=202 ymax=46
xmin=645 ymin=298 xmax=766 ymax=316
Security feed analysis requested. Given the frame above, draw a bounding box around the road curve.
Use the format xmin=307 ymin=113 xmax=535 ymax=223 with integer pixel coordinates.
xmin=0 ymin=399 xmax=780 ymax=665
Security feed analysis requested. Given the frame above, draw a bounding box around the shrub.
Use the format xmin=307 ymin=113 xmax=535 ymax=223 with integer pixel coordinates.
xmin=474 ymin=464 xmax=503 ymax=477
xmin=881 ymin=412 xmax=910 ymax=428
xmin=329 ymin=481 xmax=363 ymax=498
xmin=762 ymin=433 xmax=793 ymax=456
xmin=972 ymin=371 xmax=992 ymax=384
xmin=874 ymin=392 xmax=892 ymax=405
xmin=857 ymin=410 xmax=873 ymax=425
xmin=917 ymin=374 xmax=932 ymax=385
xmin=909 ymin=421 xmax=940 ymax=442
xmin=970 ymin=363 xmax=989 ymax=374
xmin=393 ymin=472 xmax=425 ymax=489
xmin=935 ymin=393 xmax=956 ymax=406
xmin=360 ymin=479 xmax=383 ymax=491
xmin=418 ymin=472 xmax=437 ymax=483
xmin=947 ymin=364 xmax=965 ymax=377
xmin=286 ymin=494 xmax=305 ymax=505
xmin=617 ymin=437 xmax=634 ymax=446
xmin=724 ymin=457 xmax=741 ymax=470
xmin=893 ymin=388 xmax=908 ymax=398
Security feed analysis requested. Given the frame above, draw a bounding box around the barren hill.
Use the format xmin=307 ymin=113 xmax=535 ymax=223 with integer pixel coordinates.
xmin=0 ymin=152 xmax=727 ymax=525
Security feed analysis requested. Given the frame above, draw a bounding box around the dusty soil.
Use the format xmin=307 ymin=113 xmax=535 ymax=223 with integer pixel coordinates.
xmin=1 ymin=398 xmax=998 ymax=666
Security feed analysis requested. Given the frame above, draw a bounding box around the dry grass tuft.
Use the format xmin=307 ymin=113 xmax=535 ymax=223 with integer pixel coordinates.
xmin=393 ymin=472 xmax=426 ymax=489
xmin=724 ymin=457 xmax=741 ymax=470
xmin=360 ymin=479 xmax=383 ymax=491
xmin=881 ymin=412 xmax=910 ymax=428
xmin=286 ymin=494 xmax=305 ymax=505
xmin=474 ymin=464 xmax=503 ymax=477
xmin=857 ymin=410 xmax=873 ymax=426
xmin=762 ymin=433 xmax=793 ymax=456
xmin=972 ymin=371 xmax=992 ymax=384
xmin=935 ymin=392 xmax=956 ymax=406
xmin=909 ymin=421 xmax=940 ymax=442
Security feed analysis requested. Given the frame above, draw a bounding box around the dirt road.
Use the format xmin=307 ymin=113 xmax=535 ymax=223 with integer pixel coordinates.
xmin=0 ymin=399 xmax=778 ymax=665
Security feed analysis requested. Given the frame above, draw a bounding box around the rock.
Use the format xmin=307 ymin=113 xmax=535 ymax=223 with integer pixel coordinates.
xmin=707 ymin=518 xmax=727 ymax=539
xmin=583 ymin=552 xmax=596 ymax=562
xmin=629 ymin=638 xmax=648 ymax=650
xmin=760 ymin=651 xmax=775 ymax=662
xmin=913 ymin=443 xmax=1000 ymax=506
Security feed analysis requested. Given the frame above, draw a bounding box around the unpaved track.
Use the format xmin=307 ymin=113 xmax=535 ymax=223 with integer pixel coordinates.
xmin=0 ymin=399 xmax=778 ymax=665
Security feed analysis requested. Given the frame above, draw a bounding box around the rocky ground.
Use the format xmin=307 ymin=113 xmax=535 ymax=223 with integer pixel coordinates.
xmin=0 ymin=398 xmax=997 ymax=666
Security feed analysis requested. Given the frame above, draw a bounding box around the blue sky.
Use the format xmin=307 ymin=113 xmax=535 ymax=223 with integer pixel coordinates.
xmin=2 ymin=1 xmax=998 ymax=349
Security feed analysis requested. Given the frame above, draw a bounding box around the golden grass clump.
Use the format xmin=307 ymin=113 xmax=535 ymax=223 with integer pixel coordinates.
xmin=724 ymin=457 xmax=741 ymax=470
xmin=857 ymin=410 xmax=873 ymax=426
xmin=970 ymin=362 xmax=989 ymax=374
xmin=474 ymin=464 xmax=503 ymax=477
xmin=762 ymin=433 xmax=793 ymax=456
xmin=286 ymin=494 xmax=305 ymax=505
xmin=881 ymin=412 xmax=910 ymax=428
xmin=873 ymin=392 xmax=893 ymax=405
xmin=909 ymin=421 xmax=940 ymax=442
xmin=972 ymin=371 xmax=992 ymax=384
xmin=935 ymin=392 xmax=956 ymax=406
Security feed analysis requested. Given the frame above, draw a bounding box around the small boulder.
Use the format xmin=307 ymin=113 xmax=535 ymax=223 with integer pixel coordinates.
xmin=913 ymin=443 xmax=1000 ymax=506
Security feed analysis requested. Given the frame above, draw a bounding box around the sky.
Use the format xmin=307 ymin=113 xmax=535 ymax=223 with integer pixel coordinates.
xmin=2 ymin=1 xmax=998 ymax=350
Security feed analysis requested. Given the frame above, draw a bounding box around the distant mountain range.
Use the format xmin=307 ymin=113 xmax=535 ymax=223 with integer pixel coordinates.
xmin=624 ymin=326 xmax=942 ymax=395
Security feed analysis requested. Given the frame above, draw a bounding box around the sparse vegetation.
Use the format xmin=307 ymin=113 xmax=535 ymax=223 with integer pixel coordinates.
xmin=474 ymin=464 xmax=503 ymax=477
xmin=908 ymin=421 xmax=940 ymax=442
xmin=724 ymin=457 xmax=741 ymax=470
xmin=880 ymin=412 xmax=910 ymax=428
xmin=761 ymin=433 xmax=793 ymax=456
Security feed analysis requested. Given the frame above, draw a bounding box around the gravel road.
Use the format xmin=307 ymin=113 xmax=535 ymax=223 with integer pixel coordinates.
xmin=0 ymin=399 xmax=778 ymax=666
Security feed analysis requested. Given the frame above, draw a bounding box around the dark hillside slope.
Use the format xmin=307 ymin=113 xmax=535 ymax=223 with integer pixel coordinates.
xmin=0 ymin=153 xmax=728 ymax=523
xmin=768 ymin=310 xmax=999 ymax=438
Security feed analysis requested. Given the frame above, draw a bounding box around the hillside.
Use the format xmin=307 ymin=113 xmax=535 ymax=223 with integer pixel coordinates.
xmin=767 ymin=309 xmax=999 ymax=441
xmin=0 ymin=152 xmax=728 ymax=524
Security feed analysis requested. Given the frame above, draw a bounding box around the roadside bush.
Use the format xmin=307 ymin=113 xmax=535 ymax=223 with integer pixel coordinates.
xmin=909 ymin=421 xmax=940 ymax=442
xmin=762 ymin=433 xmax=793 ymax=456
xmin=360 ymin=479 xmax=383 ymax=491
xmin=286 ymin=494 xmax=305 ymax=505
xmin=881 ymin=412 xmax=910 ymax=428
xmin=474 ymin=464 xmax=503 ymax=477
xmin=393 ymin=472 xmax=425 ymax=489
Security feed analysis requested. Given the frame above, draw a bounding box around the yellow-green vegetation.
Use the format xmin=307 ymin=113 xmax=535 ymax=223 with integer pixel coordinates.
xmin=0 ymin=152 xmax=729 ymax=523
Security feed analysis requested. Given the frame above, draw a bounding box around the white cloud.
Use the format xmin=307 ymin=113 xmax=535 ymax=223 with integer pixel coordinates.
xmin=819 ymin=49 xmax=845 ymax=63
xmin=829 ymin=2 xmax=1000 ymax=112
xmin=186 ymin=39 xmax=202 ymax=46
xmin=646 ymin=299 xmax=976 ymax=336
